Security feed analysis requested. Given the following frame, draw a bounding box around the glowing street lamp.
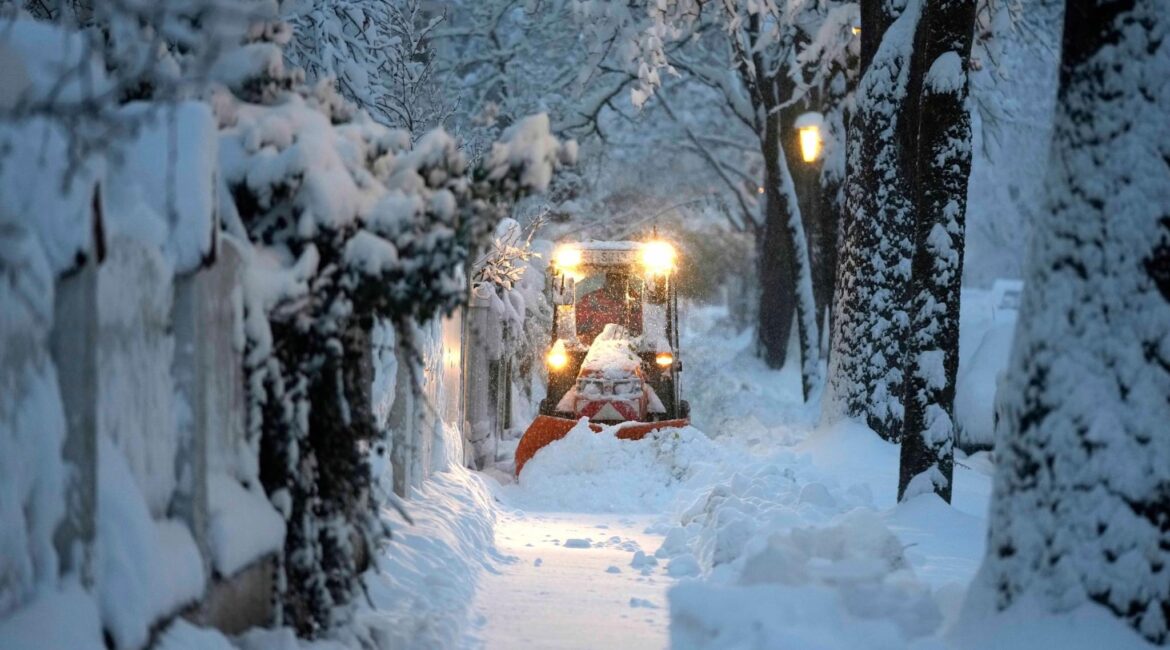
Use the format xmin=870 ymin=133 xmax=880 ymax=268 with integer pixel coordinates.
xmin=794 ymin=111 xmax=824 ymax=164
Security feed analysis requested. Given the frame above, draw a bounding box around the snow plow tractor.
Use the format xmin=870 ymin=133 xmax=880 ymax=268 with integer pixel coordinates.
xmin=514 ymin=239 xmax=689 ymax=476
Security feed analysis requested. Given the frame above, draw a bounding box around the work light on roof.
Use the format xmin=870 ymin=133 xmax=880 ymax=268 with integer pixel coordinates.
xmin=641 ymin=240 xmax=676 ymax=276
xmin=552 ymin=245 xmax=582 ymax=272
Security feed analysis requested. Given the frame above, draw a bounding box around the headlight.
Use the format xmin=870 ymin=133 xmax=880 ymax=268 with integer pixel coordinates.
xmin=641 ymin=240 xmax=676 ymax=276
xmin=655 ymin=352 xmax=674 ymax=367
xmin=546 ymin=340 xmax=569 ymax=370
xmin=552 ymin=245 xmax=582 ymax=273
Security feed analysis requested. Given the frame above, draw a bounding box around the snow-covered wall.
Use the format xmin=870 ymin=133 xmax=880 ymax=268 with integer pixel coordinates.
xmin=374 ymin=314 xmax=466 ymax=498
xmin=0 ymin=18 xmax=285 ymax=643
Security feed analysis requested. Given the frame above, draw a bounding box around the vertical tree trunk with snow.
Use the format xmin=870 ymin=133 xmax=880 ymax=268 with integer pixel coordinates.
xmin=897 ymin=0 xmax=976 ymax=503
xmin=756 ymin=109 xmax=798 ymax=370
xmin=776 ymin=142 xmax=823 ymax=400
xmin=825 ymin=0 xmax=922 ymax=441
xmin=971 ymin=0 xmax=1170 ymax=642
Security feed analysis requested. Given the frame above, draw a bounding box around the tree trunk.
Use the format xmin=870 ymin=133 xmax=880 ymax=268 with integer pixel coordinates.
xmin=776 ymin=137 xmax=823 ymax=400
xmin=897 ymin=0 xmax=976 ymax=504
xmin=756 ymin=110 xmax=797 ymax=369
xmin=971 ymin=0 xmax=1170 ymax=642
xmin=824 ymin=0 xmax=923 ymax=441
xmin=816 ymin=52 xmax=858 ymax=360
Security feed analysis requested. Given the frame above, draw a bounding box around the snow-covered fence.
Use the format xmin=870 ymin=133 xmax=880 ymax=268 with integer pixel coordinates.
xmin=1 ymin=220 xmax=283 ymax=642
xmin=376 ymin=315 xmax=466 ymax=498
xmin=48 ymin=262 xmax=100 ymax=586
xmin=98 ymin=237 xmax=180 ymax=517
xmin=171 ymin=237 xmax=249 ymax=565
xmin=463 ymin=284 xmax=507 ymax=469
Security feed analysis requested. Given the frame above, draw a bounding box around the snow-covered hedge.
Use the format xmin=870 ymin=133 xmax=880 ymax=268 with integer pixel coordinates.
xmin=2 ymin=5 xmax=575 ymax=644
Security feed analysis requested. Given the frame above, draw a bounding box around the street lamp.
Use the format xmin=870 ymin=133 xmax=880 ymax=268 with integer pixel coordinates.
xmin=794 ymin=112 xmax=824 ymax=163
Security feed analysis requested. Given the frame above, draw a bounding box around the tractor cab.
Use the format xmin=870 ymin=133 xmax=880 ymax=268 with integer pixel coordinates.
xmin=542 ymin=240 xmax=686 ymax=422
xmin=514 ymin=238 xmax=689 ymax=475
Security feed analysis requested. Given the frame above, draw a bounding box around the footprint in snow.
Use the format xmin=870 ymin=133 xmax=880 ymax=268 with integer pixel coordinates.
xmin=534 ymin=558 xmax=542 ymax=567
xmin=606 ymin=566 xmax=621 ymax=574
xmin=563 ymin=538 xmax=591 ymax=548
xmin=629 ymin=597 xmax=658 ymax=609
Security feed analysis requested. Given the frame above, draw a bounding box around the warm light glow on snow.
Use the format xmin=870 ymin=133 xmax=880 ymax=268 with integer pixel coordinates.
xmin=655 ymin=352 xmax=673 ymax=367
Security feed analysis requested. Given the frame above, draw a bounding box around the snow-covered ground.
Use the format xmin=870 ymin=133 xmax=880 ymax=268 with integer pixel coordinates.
xmin=431 ymin=306 xmax=912 ymax=648
xmin=447 ymin=302 xmax=1151 ymax=650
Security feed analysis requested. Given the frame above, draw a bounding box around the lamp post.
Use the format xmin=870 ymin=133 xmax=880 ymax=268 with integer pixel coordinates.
xmin=794 ymin=111 xmax=825 ymax=164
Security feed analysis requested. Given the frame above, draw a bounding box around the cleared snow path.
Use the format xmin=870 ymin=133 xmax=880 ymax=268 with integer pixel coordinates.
xmin=465 ymin=305 xmax=1010 ymax=649
xmin=471 ymin=511 xmax=672 ymax=649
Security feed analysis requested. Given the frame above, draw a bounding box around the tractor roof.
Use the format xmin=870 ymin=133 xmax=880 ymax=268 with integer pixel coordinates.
xmin=571 ymin=240 xmax=642 ymax=266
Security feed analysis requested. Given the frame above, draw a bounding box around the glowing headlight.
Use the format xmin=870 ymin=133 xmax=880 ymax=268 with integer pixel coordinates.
xmin=552 ymin=245 xmax=582 ymax=272
xmin=655 ymin=352 xmax=674 ymax=367
xmin=546 ymin=340 xmax=569 ymax=370
xmin=641 ymin=240 xmax=676 ymax=276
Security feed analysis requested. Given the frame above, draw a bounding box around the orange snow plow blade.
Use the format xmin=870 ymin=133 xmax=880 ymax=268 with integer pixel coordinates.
xmin=514 ymin=416 xmax=690 ymax=477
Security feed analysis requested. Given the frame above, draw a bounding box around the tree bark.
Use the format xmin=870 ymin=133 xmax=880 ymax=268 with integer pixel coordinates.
xmin=972 ymin=0 xmax=1170 ymax=642
xmin=776 ymin=134 xmax=823 ymax=400
xmin=825 ymin=0 xmax=923 ymax=441
xmin=756 ymin=110 xmax=798 ymax=369
xmin=897 ymin=0 xmax=977 ymax=504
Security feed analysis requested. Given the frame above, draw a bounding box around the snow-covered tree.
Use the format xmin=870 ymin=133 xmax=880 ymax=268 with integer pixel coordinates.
xmin=825 ymin=0 xmax=925 ymax=441
xmin=968 ymin=0 xmax=1170 ymax=642
xmin=570 ymin=0 xmax=864 ymax=398
xmin=281 ymin=0 xmax=451 ymax=134
xmin=5 ymin=0 xmax=261 ymax=171
xmin=897 ymin=0 xmax=977 ymax=503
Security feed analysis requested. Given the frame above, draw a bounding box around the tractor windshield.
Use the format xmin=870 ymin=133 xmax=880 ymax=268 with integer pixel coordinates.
xmin=574 ymin=269 xmax=642 ymax=344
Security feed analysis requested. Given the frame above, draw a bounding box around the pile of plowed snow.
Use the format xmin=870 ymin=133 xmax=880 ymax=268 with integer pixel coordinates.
xmin=509 ymin=420 xmax=728 ymax=513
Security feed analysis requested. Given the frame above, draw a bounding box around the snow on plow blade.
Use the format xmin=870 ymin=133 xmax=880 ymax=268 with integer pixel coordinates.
xmin=514 ymin=415 xmax=690 ymax=477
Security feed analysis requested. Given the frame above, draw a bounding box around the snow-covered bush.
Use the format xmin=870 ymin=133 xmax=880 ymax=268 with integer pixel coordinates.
xmin=471 ymin=217 xmax=553 ymax=430
xmin=213 ymin=17 xmax=575 ymax=636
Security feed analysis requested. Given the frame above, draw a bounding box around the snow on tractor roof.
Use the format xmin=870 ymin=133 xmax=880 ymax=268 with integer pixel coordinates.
xmin=576 ymin=240 xmax=643 ymax=251
xmin=568 ymin=240 xmax=643 ymax=266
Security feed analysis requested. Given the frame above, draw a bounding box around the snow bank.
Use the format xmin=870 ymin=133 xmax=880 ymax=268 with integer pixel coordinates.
xmin=0 ymin=581 xmax=103 ymax=650
xmin=97 ymin=436 xmax=205 ymax=650
xmin=953 ymin=323 xmax=1014 ymax=448
xmin=664 ymin=420 xmax=996 ymax=649
xmin=953 ymin=283 xmax=1020 ymax=449
xmin=362 ymin=466 xmax=498 ymax=648
xmin=654 ymin=308 xmax=998 ymax=649
xmin=512 ymin=420 xmax=727 ymax=513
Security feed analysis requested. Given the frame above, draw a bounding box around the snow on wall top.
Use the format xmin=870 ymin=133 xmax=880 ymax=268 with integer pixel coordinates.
xmin=0 ymin=18 xmax=110 ymax=110
xmin=0 ymin=118 xmax=101 ymax=275
xmin=0 ymin=19 xmax=106 ymax=274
